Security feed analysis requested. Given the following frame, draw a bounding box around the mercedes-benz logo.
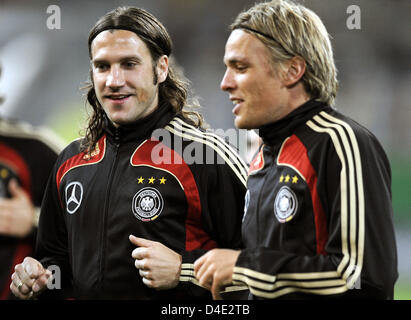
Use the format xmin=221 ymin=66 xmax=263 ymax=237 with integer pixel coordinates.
xmin=65 ymin=181 xmax=83 ymax=214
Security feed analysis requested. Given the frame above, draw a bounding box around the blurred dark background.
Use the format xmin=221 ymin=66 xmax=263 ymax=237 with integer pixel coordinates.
xmin=1 ymin=0 xmax=410 ymax=298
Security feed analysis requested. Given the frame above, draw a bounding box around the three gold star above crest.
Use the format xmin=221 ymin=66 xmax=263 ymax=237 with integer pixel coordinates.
xmin=138 ymin=176 xmax=167 ymax=184
xmin=279 ymin=174 xmax=299 ymax=184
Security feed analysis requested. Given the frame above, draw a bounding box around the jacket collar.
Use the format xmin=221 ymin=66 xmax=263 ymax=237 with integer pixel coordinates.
xmin=258 ymin=99 xmax=330 ymax=146
xmin=103 ymin=103 xmax=176 ymax=144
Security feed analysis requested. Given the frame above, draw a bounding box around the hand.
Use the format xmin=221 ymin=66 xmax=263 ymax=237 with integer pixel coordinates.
xmin=0 ymin=179 xmax=35 ymax=237
xmin=129 ymin=235 xmax=182 ymax=290
xmin=10 ymin=257 xmax=52 ymax=299
xmin=194 ymin=249 xmax=240 ymax=300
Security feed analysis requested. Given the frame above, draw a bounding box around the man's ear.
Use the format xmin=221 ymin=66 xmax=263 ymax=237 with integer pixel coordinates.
xmin=283 ymin=56 xmax=306 ymax=87
xmin=156 ymin=55 xmax=169 ymax=84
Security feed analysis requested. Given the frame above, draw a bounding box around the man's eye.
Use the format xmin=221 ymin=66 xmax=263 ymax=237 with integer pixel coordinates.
xmin=94 ymin=64 xmax=109 ymax=72
xmin=236 ymin=65 xmax=248 ymax=72
xmin=123 ymin=61 xmax=137 ymax=69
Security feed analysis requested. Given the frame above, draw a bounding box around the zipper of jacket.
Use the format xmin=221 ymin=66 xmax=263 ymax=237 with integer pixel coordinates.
xmin=98 ymin=129 xmax=121 ymax=294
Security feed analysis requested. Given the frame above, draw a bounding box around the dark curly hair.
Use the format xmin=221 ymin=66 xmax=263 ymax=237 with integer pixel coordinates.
xmin=82 ymin=7 xmax=204 ymax=152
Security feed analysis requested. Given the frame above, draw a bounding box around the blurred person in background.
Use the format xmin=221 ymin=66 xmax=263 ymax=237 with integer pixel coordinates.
xmin=194 ymin=0 xmax=398 ymax=300
xmin=0 ymin=63 xmax=64 ymax=299
xmin=10 ymin=7 xmax=247 ymax=300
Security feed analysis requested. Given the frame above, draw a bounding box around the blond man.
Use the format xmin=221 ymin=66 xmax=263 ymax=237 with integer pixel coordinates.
xmin=194 ymin=0 xmax=398 ymax=300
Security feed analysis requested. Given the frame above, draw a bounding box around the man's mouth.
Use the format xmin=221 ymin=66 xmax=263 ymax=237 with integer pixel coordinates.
xmin=230 ymin=97 xmax=243 ymax=115
xmin=105 ymin=94 xmax=132 ymax=100
xmin=105 ymin=94 xmax=134 ymax=105
xmin=230 ymin=97 xmax=243 ymax=107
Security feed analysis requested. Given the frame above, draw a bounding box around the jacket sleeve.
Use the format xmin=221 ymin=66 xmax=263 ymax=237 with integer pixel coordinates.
xmin=233 ymin=124 xmax=397 ymax=299
xmin=30 ymin=135 xmax=63 ymax=208
xmin=34 ymin=158 xmax=73 ymax=299
xmin=178 ymin=142 xmax=248 ymax=297
xmin=30 ymin=139 xmax=61 ymax=229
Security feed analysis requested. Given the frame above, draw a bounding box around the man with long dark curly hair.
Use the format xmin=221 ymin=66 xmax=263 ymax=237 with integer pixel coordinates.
xmin=10 ymin=7 xmax=248 ymax=300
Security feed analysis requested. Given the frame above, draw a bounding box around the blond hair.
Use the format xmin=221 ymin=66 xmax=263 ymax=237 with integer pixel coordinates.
xmin=231 ymin=0 xmax=338 ymax=106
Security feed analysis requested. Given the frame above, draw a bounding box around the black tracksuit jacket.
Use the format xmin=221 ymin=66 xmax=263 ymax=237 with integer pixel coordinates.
xmin=36 ymin=105 xmax=248 ymax=299
xmin=233 ymin=100 xmax=398 ymax=299
xmin=0 ymin=118 xmax=62 ymax=299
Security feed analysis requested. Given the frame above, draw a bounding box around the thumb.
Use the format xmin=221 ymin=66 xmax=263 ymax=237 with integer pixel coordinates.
xmin=8 ymin=179 xmax=28 ymax=199
xmin=211 ymin=282 xmax=223 ymax=300
xmin=129 ymin=234 xmax=154 ymax=247
xmin=23 ymin=257 xmax=44 ymax=279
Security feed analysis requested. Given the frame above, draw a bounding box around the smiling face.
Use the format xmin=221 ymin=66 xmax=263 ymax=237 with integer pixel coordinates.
xmin=91 ymin=30 xmax=168 ymax=127
xmin=220 ymin=29 xmax=290 ymax=129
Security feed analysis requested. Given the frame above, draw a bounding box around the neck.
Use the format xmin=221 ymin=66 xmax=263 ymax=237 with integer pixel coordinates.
xmin=259 ymin=98 xmax=328 ymax=146
xmin=284 ymin=83 xmax=311 ymax=118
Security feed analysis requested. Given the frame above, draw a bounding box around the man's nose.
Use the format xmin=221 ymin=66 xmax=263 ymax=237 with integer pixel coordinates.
xmin=106 ymin=65 xmax=125 ymax=88
xmin=220 ymin=69 xmax=235 ymax=92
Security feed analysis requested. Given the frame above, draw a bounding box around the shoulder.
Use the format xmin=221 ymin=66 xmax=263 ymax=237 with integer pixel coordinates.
xmin=163 ymin=117 xmax=248 ymax=186
xmin=290 ymin=107 xmax=389 ymax=176
xmin=0 ymin=118 xmax=68 ymax=154
xmin=54 ymin=137 xmax=87 ymax=165
xmin=302 ymin=107 xmax=386 ymax=155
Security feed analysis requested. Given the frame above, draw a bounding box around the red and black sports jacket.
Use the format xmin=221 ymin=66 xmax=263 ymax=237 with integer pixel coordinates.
xmin=233 ymin=99 xmax=398 ymax=299
xmin=36 ymin=105 xmax=248 ymax=299
xmin=0 ymin=118 xmax=62 ymax=299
